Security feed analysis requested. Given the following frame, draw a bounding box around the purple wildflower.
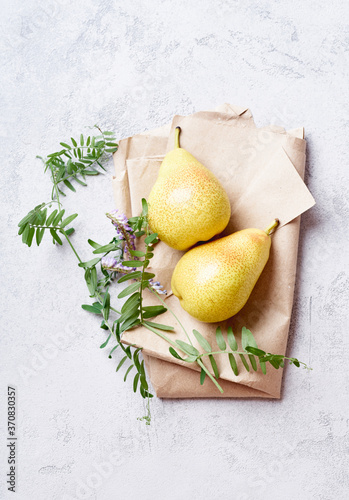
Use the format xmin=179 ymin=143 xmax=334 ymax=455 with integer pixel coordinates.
xmin=148 ymin=279 xmax=167 ymax=295
xmin=101 ymin=256 xmax=135 ymax=273
xmin=106 ymin=209 xmax=135 ymax=258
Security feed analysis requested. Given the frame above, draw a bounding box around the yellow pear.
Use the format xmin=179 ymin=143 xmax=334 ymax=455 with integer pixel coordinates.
xmin=171 ymin=220 xmax=279 ymax=323
xmin=148 ymin=127 xmax=231 ymax=251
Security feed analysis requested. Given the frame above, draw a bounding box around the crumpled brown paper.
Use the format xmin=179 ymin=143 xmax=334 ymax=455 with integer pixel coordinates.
xmin=112 ymin=104 xmax=315 ymax=398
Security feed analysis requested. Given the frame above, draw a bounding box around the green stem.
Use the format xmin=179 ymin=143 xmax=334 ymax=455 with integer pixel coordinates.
xmin=199 ymin=350 xmax=310 ymax=370
xmin=139 ymin=254 xmax=149 ymax=324
xmin=197 ymin=359 xmax=224 ymax=393
xmin=175 ymin=127 xmax=181 ymax=148
xmin=110 ymin=305 xmax=122 ymax=315
xmin=61 ymin=230 xmax=83 ymax=265
xmin=52 ymin=172 xmax=62 ymax=210
xmin=265 ymin=219 xmax=279 ymax=235
xmin=142 ymin=322 xmax=178 ymax=349
xmin=147 ymin=286 xmax=193 ymax=346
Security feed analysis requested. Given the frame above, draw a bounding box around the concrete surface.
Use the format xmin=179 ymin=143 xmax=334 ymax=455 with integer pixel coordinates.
xmin=1 ymin=1 xmax=349 ymax=499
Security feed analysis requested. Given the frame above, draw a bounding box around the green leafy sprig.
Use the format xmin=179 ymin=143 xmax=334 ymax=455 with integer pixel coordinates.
xmin=18 ymin=126 xmax=118 ymax=248
xmin=43 ymin=127 xmax=118 ymax=199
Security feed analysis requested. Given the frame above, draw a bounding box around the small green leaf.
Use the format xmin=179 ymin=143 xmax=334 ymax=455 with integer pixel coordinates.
xmin=27 ymin=227 xmax=35 ymax=247
xmin=92 ymin=243 xmax=118 ymax=254
xmin=92 ymin=302 xmax=103 ymax=310
xmin=121 ymin=292 xmax=140 ymax=313
xmin=193 ymin=330 xmax=212 ymax=352
xmin=102 ymin=291 xmax=110 ymax=320
xmin=74 ymin=177 xmax=88 ymax=187
xmin=90 ymin=267 xmax=97 ymax=291
xmin=142 ymin=305 xmax=167 ymax=318
xmin=239 ymin=354 xmax=250 ymax=372
xmin=118 ymin=282 xmax=141 ymax=299
xmin=60 ymin=142 xmax=71 ymax=149
xmin=80 ymin=134 xmax=84 ymax=146
xmin=122 ymin=261 xmax=144 ymax=268
xmin=142 ymin=272 xmax=155 ymax=280
xmin=121 ymin=317 xmax=141 ymax=332
xmin=143 ymin=321 xmax=174 ymax=331
xmin=215 ymin=327 xmax=226 ymax=351
xmin=108 ymin=345 xmax=119 ymax=358
xmin=129 ymin=250 xmax=146 ymax=257
xmin=248 ymin=354 xmax=258 ymax=371
xmin=88 ymin=239 xmax=102 ymax=249
xmin=116 ymin=356 xmax=128 ymax=372
xmin=85 ymin=269 xmax=96 ymax=296
xmin=133 ymin=373 xmax=140 ymax=392
xmin=140 ymin=375 xmax=148 ymax=391
xmin=100 ymin=333 xmax=111 ymax=349
xmin=209 ymin=355 xmax=219 ymax=378
xmin=259 ymin=355 xmax=273 ymax=362
xmin=81 ymin=304 xmax=102 ymax=314
xmin=36 ymin=227 xmax=45 ymax=246
xmin=18 ymin=213 xmax=33 ymax=227
xmin=63 ymin=179 xmax=76 ymax=192
xmin=53 ymin=209 xmax=65 ymax=226
xmin=200 ymin=368 xmax=206 ymax=385
xmin=124 ymin=346 xmax=133 ymax=360
xmin=241 ymin=326 xmax=258 ymax=350
xmin=117 ymin=307 xmax=140 ymax=325
xmin=117 ymin=271 xmax=142 ymax=283
xmin=46 ymin=209 xmax=58 ymax=226
xmin=133 ymin=348 xmax=142 ymax=370
xmin=78 ymin=257 xmax=100 ymax=268
xmin=50 ymin=229 xmax=63 ymax=245
xmin=144 ymin=233 xmax=158 ymax=245
xmin=291 ymin=358 xmax=300 ymax=367
xmin=229 ymin=353 xmax=239 ymax=376
xmin=169 ymin=347 xmax=184 ymax=360
xmin=60 ymin=213 xmax=78 ymax=228
xmin=269 ymin=357 xmax=280 ymax=370
xmin=245 ymin=346 xmax=266 ymax=357
xmin=141 ymin=198 xmax=148 ymax=216
xmin=18 ymin=224 xmax=27 ymax=236
xmin=71 ymin=137 xmax=77 ymax=147
xmin=168 ymin=347 xmax=196 ymax=362
xmin=124 ymin=364 xmax=134 ymax=381
xmin=175 ymin=340 xmax=199 ymax=357
xmin=260 ymin=360 xmax=267 ymax=374
xmin=22 ymin=224 xmax=30 ymax=244
xmin=227 ymin=327 xmax=238 ymax=351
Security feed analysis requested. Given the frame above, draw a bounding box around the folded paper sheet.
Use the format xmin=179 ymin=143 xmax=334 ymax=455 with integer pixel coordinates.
xmin=112 ymin=104 xmax=315 ymax=398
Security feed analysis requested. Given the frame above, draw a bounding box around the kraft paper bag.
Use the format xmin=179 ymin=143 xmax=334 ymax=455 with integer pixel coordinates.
xmin=112 ymin=104 xmax=315 ymax=398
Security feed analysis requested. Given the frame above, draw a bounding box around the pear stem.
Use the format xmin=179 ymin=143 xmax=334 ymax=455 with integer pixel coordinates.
xmin=175 ymin=126 xmax=181 ymax=148
xmin=264 ymin=218 xmax=279 ymax=236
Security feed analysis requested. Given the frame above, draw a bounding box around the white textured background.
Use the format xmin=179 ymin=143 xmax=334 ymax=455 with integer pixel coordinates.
xmin=1 ymin=1 xmax=349 ymax=499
